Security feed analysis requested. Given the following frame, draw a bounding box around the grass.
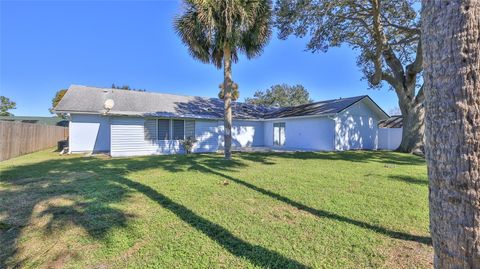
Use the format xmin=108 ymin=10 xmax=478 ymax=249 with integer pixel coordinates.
xmin=0 ymin=149 xmax=432 ymax=268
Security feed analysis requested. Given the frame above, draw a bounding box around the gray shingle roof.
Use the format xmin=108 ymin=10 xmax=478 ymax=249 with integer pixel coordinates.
xmin=264 ymin=95 xmax=369 ymax=118
xmin=54 ymin=85 xmax=383 ymax=119
xmin=378 ymin=115 xmax=403 ymax=128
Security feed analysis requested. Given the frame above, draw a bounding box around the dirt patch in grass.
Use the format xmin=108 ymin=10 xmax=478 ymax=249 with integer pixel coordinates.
xmin=268 ymin=204 xmax=314 ymax=224
xmin=46 ymin=249 xmax=78 ymax=269
xmin=382 ymin=239 xmax=433 ymax=269
xmin=119 ymin=241 xmax=147 ymax=261
xmin=90 ymin=240 xmax=147 ymax=269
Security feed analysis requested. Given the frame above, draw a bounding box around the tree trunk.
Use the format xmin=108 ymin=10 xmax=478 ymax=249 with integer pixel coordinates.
xmin=223 ymin=47 xmax=233 ymax=160
xmin=422 ymin=0 xmax=480 ymax=267
xmin=397 ymin=100 xmax=425 ymax=153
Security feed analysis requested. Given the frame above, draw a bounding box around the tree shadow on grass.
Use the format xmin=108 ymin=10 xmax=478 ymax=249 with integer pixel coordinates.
xmin=0 ymin=151 xmax=428 ymax=268
xmin=234 ymin=151 xmax=426 ymax=166
xmin=0 ymin=155 xmax=309 ymax=269
xmin=0 ymin=158 xmax=133 ymax=268
xmin=183 ymin=158 xmax=431 ymax=246
xmin=118 ymin=153 xmax=431 ymax=246
xmin=111 ymin=176 xmax=309 ymax=269
xmin=388 ymin=175 xmax=428 ymax=186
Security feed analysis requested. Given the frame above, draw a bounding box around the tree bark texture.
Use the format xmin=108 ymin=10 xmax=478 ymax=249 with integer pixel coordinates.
xmin=223 ymin=46 xmax=233 ymax=160
xmin=398 ymin=98 xmax=425 ymax=153
xmin=422 ymin=0 xmax=480 ymax=267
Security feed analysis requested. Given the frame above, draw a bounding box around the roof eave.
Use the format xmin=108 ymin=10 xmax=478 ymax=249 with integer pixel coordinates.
xmin=263 ymin=113 xmax=338 ymax=121
xmin=337 ymin=96 xmax=389 ymax=119
xmin=53 ymin=109 xmax=105 ymax=115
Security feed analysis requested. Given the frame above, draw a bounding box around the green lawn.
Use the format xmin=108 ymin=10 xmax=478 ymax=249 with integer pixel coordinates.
xmin=0 ymin=150 xmax=432 ymax=268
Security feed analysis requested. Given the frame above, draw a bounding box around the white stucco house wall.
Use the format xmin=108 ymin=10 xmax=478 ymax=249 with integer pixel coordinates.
xmin=54 ymin=85 xmax=390 ymax=157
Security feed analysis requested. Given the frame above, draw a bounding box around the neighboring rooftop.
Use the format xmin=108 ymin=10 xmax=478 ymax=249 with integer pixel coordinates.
xmin=378 ymin=115 xmax=403 ymax=128
xmin=0 ymin=116 xmax=68 ymax=126
xmin=54 ymin=85 xmax=387 ymax=119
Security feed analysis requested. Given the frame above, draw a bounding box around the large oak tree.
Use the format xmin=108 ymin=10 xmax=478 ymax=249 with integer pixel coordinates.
xmin=422 ymin=0 xmax=480 ymax=267
xmin=275 ymin=0 xmax=424 ymax=153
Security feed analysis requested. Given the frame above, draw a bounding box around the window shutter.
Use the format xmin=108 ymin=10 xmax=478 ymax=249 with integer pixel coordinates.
xmin=158 ymin=119 xmax=170 ymax=140
xmin=185 ymin=120 xmax=195 ymax=139
xmin=144 ymin=119 xmax=157 ymax=140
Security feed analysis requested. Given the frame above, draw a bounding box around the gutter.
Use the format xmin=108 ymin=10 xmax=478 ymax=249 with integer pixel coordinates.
xmin=54 ymin=110 xmax=339 ymax=122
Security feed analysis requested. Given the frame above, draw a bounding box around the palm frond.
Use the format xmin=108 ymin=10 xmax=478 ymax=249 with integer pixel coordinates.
xmin=174 ymin=0 xmax=272 ymax=67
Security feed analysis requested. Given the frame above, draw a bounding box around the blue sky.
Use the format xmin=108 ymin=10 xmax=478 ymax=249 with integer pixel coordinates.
xmin=0 ymin=0 xmax=398 ymax=116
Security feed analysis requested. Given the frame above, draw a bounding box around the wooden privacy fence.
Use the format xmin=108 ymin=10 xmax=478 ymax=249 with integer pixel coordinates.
xmin=0 ymin=121 xmax=68 ymax=161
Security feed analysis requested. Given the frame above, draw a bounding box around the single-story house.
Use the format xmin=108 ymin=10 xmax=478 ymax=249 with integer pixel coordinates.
xmin=54 ymin=85 xmax=390 ymax=157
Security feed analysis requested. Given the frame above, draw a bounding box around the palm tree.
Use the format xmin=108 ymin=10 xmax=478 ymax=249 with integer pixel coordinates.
xmin=174 ymin=0 xmax=272 ymax=159
xmin=422 ymin=0 xmax=480 ymax=267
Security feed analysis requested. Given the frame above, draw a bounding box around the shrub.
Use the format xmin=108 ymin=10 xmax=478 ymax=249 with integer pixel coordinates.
xmin=181 ymin=136 xmax=198 ymax=154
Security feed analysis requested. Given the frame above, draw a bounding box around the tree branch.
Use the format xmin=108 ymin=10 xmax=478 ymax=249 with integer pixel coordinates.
xmin=382 ymin=45 xmax=406 ymax=83
xmin=406 ymin=39 xmax=423 ymax=77
xmin=389 ymin=35 xmax=419 ymax=46
xmin=381 ymin=72 xmax=400 ymax=88
xmin=380 ymin=12 xmax=421 ymax=35
xmin=370 ymin=0 xmax=385 ymax=86
xmin=405 ymin=39 xmax=423 ymax=97
xmin=414 ymin=84 xmax=425 ymax=104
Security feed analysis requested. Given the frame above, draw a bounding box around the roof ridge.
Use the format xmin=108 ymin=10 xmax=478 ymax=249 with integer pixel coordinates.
xmin=70 ymin=84 xmax=218 ymax=101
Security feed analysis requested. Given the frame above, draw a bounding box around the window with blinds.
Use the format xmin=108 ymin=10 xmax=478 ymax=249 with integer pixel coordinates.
xmin=144 ymin=119 xmax=157 ymax=140
xmin=145 ymin=119 xmax=195 ymax=141
xmin=158 ymin=119 xmax=170 ymax=140
xmin=185 ymin=120 xmax=195 ymax=139
xmin=172 ymin=120 xmax=185 ymax=140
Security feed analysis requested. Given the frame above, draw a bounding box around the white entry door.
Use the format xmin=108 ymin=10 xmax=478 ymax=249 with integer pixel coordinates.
xmin=273 ymin=122 xmax=285 ymax=146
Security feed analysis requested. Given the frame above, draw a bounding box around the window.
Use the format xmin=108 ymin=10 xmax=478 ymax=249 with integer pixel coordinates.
xmin=172 ymin=120 xmax=185 ymax=140
xmin=273 ymin=122 xmax=285 ymax=146
xmin=185 ymin=120 xmax=195 ymax=138
xmin=148 ymin=119 xmax=195 ymax=141
xmin=158 ymin=119 xmax=170 ymax=140
xmin=144 ymin=119 xmax=157 ymax=140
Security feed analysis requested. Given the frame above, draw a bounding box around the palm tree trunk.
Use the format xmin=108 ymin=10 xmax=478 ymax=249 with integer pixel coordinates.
xmin=422 ymin=0 xmax=480 ymax=267
xmin=223 ymin=46 xmax=233 ymax=160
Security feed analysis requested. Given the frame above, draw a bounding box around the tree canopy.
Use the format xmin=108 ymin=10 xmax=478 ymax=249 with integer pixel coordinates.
xmin=0 ymin=96 xmax=16 ymax=116
xmin=111 ymin=84 xmax=145 ymax=92
xmin=275 ymin=0 xmax=424 ymax=153
xmin=174 ymin=0 xmax=272 ymax=70
xmin=49 ymin=89 xmax=68 ymax=115
xmin=245 ymin=84 xmax=313 ymax=107
xmin=275 ymin=0 xmax=421 ymax=89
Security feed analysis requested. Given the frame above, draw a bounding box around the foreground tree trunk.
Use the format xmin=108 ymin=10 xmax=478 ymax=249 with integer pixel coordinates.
xmin=422 ymin=0 xmax=480 ymax=267
xmin=223 ymin=47 xmax=233 ymax=160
